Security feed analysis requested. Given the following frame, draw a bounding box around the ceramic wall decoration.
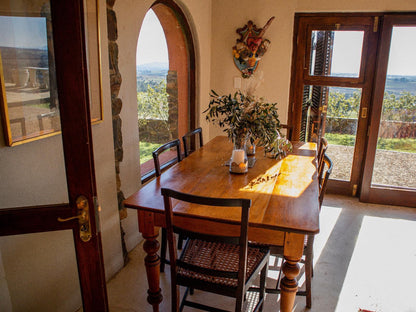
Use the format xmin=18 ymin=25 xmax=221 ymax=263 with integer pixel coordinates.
xmin=232 ymin=17 xmax=274 ymax=78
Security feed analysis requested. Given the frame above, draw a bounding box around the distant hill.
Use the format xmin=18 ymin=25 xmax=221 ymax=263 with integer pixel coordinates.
xmin=330 ymin=74 xmax=416 ymax=96
xmin=137 ymin=62 xmax=168 ymax=72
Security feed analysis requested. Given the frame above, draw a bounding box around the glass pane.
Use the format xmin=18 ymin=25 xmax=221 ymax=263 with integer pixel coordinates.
xmin=0 ymin=231 xmax=81 ymax=312
xmin=372 ymin=26 xmax=416 ymax=189
xmin=310 ymin=30 xmax=364 ymax=78
xmin=137 ymin=9 xmax=172 ymax=176
xmin=0 ymin=7 xmax=60 ymax=145
xmin=301 ymin=85 xmax=361 ymax=181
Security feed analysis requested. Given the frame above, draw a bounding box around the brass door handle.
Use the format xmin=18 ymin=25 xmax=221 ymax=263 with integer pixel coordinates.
xmin=58 ymin=195 xmax=92 ymax=242
xmin=57 ymin=211 xmax=88 ymax=222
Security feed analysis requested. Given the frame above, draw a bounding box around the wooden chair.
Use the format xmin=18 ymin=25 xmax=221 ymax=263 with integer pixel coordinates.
xmin=251 ymin=154 xmax=333 ymax=308
xmin=152 ymin=139 xmax=182 ymax=272
xmin=317 ymin=137 xmax=328 ymax=184
xmin=161 ymin=187 xmax=270 ymax=312
xmin=179 ymin=128 xmax=203 ymax=249
xmin=182 ymin=127 xmax=203 ymax=157
xmin=297 ymin=154 xmax=333 ymax=307
xmin=279 ymin=124 xmax=293 ymax=141
xmin=152 ymin=139 xmax=182 ymax=177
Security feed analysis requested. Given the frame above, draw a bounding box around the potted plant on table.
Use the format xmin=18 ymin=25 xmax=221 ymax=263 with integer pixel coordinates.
xmin=204 ymin=90 xmax=290 ymax=173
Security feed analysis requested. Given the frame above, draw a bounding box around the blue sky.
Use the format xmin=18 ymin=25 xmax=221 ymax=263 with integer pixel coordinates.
xmin=136 ymin=10 xmax=168 ymax=65
xmin=0 ymin=16 xmax=47 ymax=49
xmin=137 ymin=11 xmax=416 ymax=76
xmin=331 ymin=28 xmax=416 ymax=76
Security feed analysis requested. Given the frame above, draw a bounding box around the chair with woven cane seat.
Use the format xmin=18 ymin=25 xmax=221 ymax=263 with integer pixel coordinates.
xmin=152 ymin=139 xmax=182 ymax=177
xmin=279 ymin=124 xmax=293 ymax=141
xmin=152 ymin=139 xmax=182 ymax=272
xmin=179 ymin=128 xmax=204 ymax=250
xmin=317 ymin=137 xmax=328 ymax=180
xmin=298 ymin=153 xmax=333 ymax=307
xmin=251 ymin=153 xmax=333 ymax=308
xmin=182 ymin=127 xmax=203 ymax=158
xmin=161 ymin=187 xmax=270 ymax=312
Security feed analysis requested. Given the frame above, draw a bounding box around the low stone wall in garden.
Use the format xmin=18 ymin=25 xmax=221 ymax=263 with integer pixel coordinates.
xmin=326 ymin=117 xmax=416 ymax=138
xmin=139 ymin=119 xmax=171 ymax=143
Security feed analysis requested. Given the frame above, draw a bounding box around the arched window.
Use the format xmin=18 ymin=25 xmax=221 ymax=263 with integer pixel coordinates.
xmin=136 ymin=1 xmax=195 ymax=181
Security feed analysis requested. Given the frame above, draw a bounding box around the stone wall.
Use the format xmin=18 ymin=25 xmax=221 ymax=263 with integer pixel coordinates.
xmin=379 ymin=120 xmax=416 ymax=139
xmin=107 ymin=0 xmax=127 ymax=263
xmin=167 ymin=70 xmax=178 ymax=140
xmin=326 ymin=117 xmax=416 ymax=138
xmin=139 ymin=70 xmax=178 ymax=143
xmin=138 ymin=119 xmax=170 ymax=143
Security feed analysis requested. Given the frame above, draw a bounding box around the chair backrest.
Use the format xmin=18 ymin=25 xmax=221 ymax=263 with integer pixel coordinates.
xmin=317 ymin=137 xmax=329 ymax=183
xmin=182 ymin=127 xmax=203 ymax=157
xmin=280 ymin=124 xmax=293 ymax=141
xmin=161 ymin=187 xmax=251 ymax=310
xmin=319 ymin=154 xmax=333 ymax=207
xmin=152 ymin=139 xmax=182 ymax=177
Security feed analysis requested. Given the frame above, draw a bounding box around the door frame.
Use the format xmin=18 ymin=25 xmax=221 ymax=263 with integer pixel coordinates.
xmin=360 ymin=14 xmax=416 ymax=207
xmin=288 ymin=13 xmax=379 ymax=196
xmin=0 ymin=0 xmax=108 ymax=310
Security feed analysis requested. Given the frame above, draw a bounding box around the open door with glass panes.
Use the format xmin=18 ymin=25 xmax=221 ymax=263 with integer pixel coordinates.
xmin=289 ymin=14 xmax=379 ymax=196
xmin=361 ymin=15 xmax=416 ymax=207
xmin=289 ymin=13 xmax=416 ymax=207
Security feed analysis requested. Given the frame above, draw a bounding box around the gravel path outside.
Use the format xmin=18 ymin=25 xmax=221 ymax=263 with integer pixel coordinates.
xmin=326 ymin=144 xmax=416 ymax=189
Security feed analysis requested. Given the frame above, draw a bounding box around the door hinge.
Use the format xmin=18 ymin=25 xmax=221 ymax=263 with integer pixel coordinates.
xmin=94 ymin=196 xmax=101 ymax=234
xmin=373 ymin=17 xmax=379 ymax=32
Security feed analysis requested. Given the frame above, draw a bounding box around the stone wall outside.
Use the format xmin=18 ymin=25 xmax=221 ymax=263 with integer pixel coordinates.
xmin=326 ymin=117 xmax=416 ymax=138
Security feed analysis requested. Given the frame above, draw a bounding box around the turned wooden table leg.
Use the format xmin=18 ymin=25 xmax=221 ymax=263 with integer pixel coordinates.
xmin=139 ymin=211 xmax=162 ymax=311
xmin=280 ymin=232 xmax=305 ymax=312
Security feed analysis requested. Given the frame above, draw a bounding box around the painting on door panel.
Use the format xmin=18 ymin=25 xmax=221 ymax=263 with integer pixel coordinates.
xmin=372 ymin=27 xmax=416 ymax=189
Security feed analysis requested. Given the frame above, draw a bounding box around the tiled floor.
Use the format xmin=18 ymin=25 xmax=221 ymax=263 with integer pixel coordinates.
xmin=107 ymin=194 xmax=416 ymax=311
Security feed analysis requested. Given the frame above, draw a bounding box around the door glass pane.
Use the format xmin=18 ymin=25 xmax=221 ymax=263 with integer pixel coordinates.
xmin=301 ymin=85 xmax=361 ymax=181
xmin=0 ymin=232 xmax=82 ymax=312
xmin=0 ymin=6 xmax=60 ymax=146
xmin=372 ymin=26 xmax=416 ymax=189
xmin=310 ymin=30 xmax=364 ymax=78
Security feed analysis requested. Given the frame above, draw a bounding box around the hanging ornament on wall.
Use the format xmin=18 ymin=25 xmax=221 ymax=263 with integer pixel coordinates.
xmin=232 ymin=17 xmax=275 ymax=78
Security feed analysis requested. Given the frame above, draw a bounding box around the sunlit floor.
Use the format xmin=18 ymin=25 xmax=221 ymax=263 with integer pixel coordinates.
xmin=107 ymin=194 xmax=416 ymax=311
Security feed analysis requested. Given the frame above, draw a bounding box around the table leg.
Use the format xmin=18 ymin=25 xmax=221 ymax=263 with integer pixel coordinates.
xmin=280 ymin=232 xmax=305 ymax=312
xmin=139 ymin=211 xmax=162 ymax=311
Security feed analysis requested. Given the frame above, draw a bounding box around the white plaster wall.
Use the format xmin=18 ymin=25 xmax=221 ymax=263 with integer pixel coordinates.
xmin=93 ymin=0 xmax=124 ymax=280
xmin=114 ymin=0 xmax=213 ymax=250
xmin=113 ymin=0 xmax=149 ymax=252
xmin=209 ymin=0 xmax=297 ymax=140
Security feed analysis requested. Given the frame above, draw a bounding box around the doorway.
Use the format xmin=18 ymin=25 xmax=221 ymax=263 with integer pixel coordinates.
xmin=289 ymin=13 xmax=416 ymax=207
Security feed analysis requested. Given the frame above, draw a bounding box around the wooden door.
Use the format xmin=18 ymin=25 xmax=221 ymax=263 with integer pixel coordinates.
xmin=0 ymin=1 xmax=108 ymax=311
xmin=289 ymin=13 xmax=379 ymax=196
xmin=360 ymin=14 xmax=416 ymax=207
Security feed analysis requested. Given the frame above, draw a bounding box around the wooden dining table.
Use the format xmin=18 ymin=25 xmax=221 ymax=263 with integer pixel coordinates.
xmin=124 ymin=136 xmax=320 ymax=312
